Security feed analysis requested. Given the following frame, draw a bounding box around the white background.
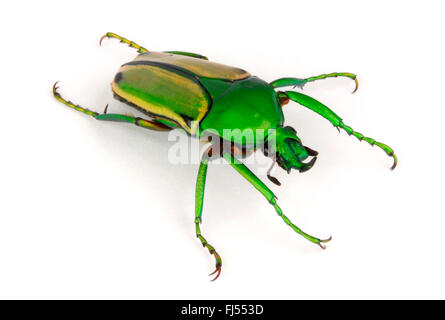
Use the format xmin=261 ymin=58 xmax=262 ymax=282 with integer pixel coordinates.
xmin=1 ymin=0 xmax=444 ymax=299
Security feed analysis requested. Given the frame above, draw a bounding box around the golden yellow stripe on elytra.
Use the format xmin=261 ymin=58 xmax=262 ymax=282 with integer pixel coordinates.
xmin=112 ymin=65 xmax=209 ymax=135
xmin=134 ymin=52 xmax=251 ymax=81
xmin=112 ymin=81 xmax=186 ymax=130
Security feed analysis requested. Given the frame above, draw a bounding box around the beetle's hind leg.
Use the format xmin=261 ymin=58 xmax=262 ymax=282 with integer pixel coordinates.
xmin=53 ymin=82 xmax=99 ymax=117
xmin=195 ymin=148 xmax=222 ymax=281
xmin=270 ymin=72 xmax=359 ymax=93
xmin=99 ymin=32 xmax=148 ymax=54
xmin=53 ymin=82 xmax=171 ymax=131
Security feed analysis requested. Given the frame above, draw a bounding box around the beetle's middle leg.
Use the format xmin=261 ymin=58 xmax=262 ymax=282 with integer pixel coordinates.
xmin=223 ymin=152 xmax=332 ymax=249
xmin=195 ymin=146 xmax=222 ymax=281
xmin=53 ymin=82 xmax=171 ymax=131
xmin=99 ymin=32 xmax=148 ymax=54
xmin=270 ymin=72 xmax=359 ymax=93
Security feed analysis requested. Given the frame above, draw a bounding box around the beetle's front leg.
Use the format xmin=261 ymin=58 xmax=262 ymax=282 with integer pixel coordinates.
xmin=270 ymin=72 xmax=358 ymax=93
xmin=281 ymin=90 xmax=398 ymax=170
xmin=195 ymin=148 xmax=222 ymax=281
xmin=223 ymin=152 xmax=331 ymax=249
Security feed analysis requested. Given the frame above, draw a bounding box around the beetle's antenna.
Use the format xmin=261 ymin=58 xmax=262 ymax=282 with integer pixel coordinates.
xmin=267 ymin=160 xmax=281 ymax=186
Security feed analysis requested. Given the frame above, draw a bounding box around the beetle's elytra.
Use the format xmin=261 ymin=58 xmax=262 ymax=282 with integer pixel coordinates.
xmin=53 ymin=32 xmax=396 ymax=281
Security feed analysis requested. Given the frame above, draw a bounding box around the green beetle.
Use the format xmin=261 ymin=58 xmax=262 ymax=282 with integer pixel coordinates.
xmin=53 ymin=32 xmax=397 ymax=280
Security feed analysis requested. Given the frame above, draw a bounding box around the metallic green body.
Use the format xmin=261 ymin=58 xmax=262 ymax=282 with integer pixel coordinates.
xmin=54 ymin=32 xmax=397 ymax=281
xmin=200 ymin=76 xmax=284 ymax=146
xmin=112 ymin=51 xmax=283 ymax=146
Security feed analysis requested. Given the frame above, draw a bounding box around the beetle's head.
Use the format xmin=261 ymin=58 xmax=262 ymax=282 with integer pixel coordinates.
xmin=263 ymin=126 xmax=318 ymax=183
